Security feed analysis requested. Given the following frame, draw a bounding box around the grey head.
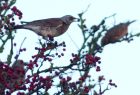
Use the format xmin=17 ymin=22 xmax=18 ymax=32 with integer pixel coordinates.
xmin=60 ymin=15 xmax=77 ymax=25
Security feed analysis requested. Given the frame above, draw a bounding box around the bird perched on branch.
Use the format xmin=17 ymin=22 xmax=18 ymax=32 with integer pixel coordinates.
xmin=101 ymin=20 xmax=136 ymax=46
xmin=13 ymin=15 xmax=77 ymax=38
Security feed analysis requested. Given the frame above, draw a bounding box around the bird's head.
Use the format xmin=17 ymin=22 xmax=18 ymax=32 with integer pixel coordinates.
xmin=61 ymin=15 xmax=78 ymax=24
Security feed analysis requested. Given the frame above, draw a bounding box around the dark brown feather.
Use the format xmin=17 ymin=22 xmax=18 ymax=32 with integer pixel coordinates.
xmin=26 ymin=18 xmax=66 ymax=27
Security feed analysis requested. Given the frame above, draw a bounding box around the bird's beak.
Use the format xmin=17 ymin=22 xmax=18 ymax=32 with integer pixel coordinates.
xmin=73 ymin=17 xmax=79 ymax=22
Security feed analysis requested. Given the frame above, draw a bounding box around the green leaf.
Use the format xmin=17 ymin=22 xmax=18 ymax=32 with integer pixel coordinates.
xmin=9 ymin=0 xmax=17 ymax=6
xmin=0 ymin=46 xmax=4 ymax=53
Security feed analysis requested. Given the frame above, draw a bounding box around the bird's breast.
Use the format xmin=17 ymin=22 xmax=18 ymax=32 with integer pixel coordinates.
xmin=40 ymin=23 xmax=70 ymax=37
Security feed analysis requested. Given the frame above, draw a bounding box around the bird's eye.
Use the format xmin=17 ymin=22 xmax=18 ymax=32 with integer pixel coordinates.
xmin=69 ymin=16 xmax=74 ymax=21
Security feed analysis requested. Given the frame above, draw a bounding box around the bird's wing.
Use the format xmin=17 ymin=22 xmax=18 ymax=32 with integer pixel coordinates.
xmin=26 ymin=18 xmax=64 ymax=27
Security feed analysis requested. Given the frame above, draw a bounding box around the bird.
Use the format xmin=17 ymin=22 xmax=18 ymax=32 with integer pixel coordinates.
xmin=13 ymin=15 xmax=77 ymax=38
xmin=101 ymin=20 xmax=136 ymax=46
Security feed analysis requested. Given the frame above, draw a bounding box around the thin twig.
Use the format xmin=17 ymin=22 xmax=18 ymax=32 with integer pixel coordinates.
xmin=15 ymin=37 xmax=27 ymax=61
xmin=66 ymin=32 xmax=79 ymax=50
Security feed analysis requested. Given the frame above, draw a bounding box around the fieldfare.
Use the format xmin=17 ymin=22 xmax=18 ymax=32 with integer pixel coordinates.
xmin=101 ymin=20 xmax=136 ymax=46
xmin=14 ymin=15 xmax=77 ymax=38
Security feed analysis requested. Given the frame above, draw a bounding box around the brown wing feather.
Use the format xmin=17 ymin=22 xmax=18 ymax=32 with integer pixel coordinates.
xmin=101 ymin=23 xmax=128 ymax=46
xmin=26 ymin=18 xmax=64 ymax=27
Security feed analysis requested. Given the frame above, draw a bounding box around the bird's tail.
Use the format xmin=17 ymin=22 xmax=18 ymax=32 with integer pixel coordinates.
xmin=13 ymin=25 xmax=24 ymax=29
